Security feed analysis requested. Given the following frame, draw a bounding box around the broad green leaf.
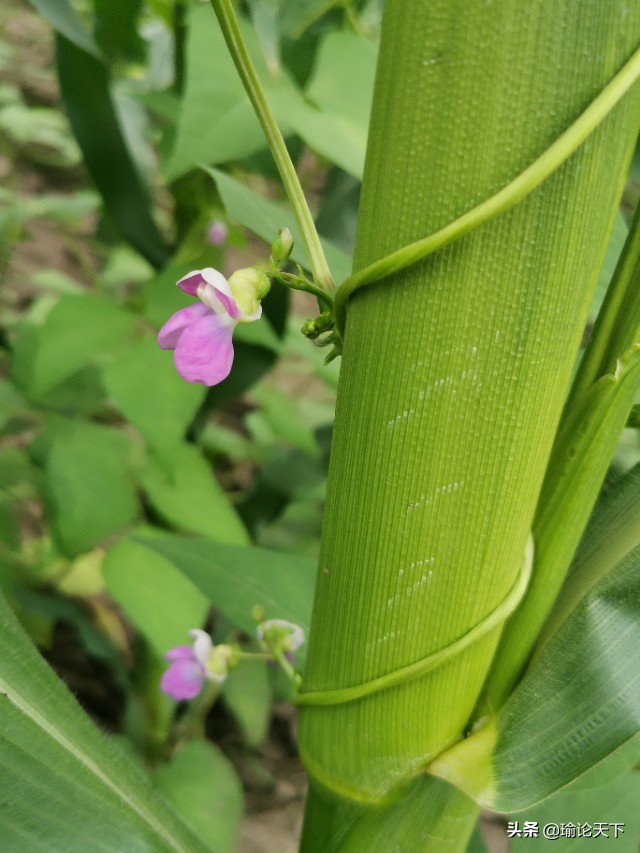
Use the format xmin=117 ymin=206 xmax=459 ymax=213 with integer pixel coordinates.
xmin=28 ymin=0 xmax=101 ymax=58
xmin=104 ymin=338 xmax=206 ymax=455
xmin=140 ymin=444 xmax=249 ymax=544
xmin=287 ymin=32 xmax=377 ymax=179
xmin=205 ymin=167 xmax=352 ymax=283
xmin=430 ymin=546 xmax=640 ymax=811
xmin=155 ymin=739 xmax=243 ymax=853
xmin=12 ymin=295 xmax=136 ymax=396
xmin=103 ymin=536 xmax=209 ymax=659
xmin=279 ymin=0 xmax=343 ymax=37
xmin=0 ymin=380 xmax=28 ymax=432
xmin=511 ymin=769 xmax=640 ymax=851
xmin=250 ymin=384 xmax=319 ymax=455
xmin=165 ymin=5 xmax=304 ymax=180
xmin=0 ymin=588 xmax=209 ymax=851
xmin=0 ymin=497 xmax=19 ymax=552
xmin=56 ymin=35 xmax=169 ymax=268
xmin=45 ymin=419 xmax=139 ymax=556
xmin=140 ymin=536 xmax=316 ymax=666
xmin=221 ymin=660 xmax=271 ymax=747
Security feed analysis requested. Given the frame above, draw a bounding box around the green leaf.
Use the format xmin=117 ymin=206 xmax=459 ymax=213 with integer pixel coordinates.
xmin=250 ymin=384 xmax=319 ymax=455
xmin=279 ymin=0 xmax=343 ymax=37
xmin=104 ymin=338 xmax=207 ymax=455
xmin=486 ymin=344 xmax=640 ymax=706
xmin=56 ymin=35 xmax=169 ymax=268
xmin=511 ymin=765 xmax=640 ymax=851
xmin=45 ymin=419 xmax=139 ymax=556
xmin=589 ymin=210 xmax=628 ymax=323
xmin=139 ymin=536 xmax=316 ymax=666
xmin=430 ymin=546 xmax=640 ymax=811
xmin=166 ymin=5 xmax=304 ymax=180
xmin=541 ymin=461 xmax=640 ymax=645
xmin=0 ymin=380 xmax=28 ymax=432
xmin=103 ymin=536 xmax=209 ymax=659
xmin=0 ymin=588 xmax=209 ymax=851
xmin=221 ymin=660 xmax=271 ymax=747
xmin=93 ymin=0 xmax=144 ymax=63
xmin=12 ymin=295 xmax=137 ymax=396
xmin=28 ymin=0 xmax=101 ymax=58
xmin=287 ymin=31 xmax=377 ymax=179
xmin=155 ymin=739 xmax=243 ymax=853
xmin=140 ymin=444 xmax=249 ymax=544
xmin=206 ymin=167 xmax=351 ymax=283
xmin=465 ymin=825 xmax=488 ymax=853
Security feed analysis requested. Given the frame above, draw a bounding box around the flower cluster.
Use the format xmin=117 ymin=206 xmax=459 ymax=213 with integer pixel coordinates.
xmin=161 ymin=629 xmax=235 ymax=701
xmin=158 ymin=266 xmax=268 ymax=386
xmin=161 ymin=619 xmax=305 ymax=702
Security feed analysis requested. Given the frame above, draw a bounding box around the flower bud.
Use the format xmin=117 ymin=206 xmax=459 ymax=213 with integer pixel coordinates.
xmin=206 ymin=643 xmax=235 ymax=683
xmin=206 ymin=219 xmax=228 ymax=246
xmin=270 ymin=228 xmax=293 ymax=263
xmin=257 ymin=619 xmax=305 ymax=656
xmin=228 ymin=267 xmax=271 ymax=317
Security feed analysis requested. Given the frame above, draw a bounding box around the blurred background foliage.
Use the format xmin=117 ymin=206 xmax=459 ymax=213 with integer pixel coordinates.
xmin=1 ymin=0 xmax=639 ymax=850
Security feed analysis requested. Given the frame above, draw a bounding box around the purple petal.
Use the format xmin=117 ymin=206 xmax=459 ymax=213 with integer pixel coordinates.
xmin=174 ymin=311 xmax=235 ymax=386
xmin=164 ymin=645 xmax=195 ymax=662
xmin=176 ymin=270 xmax=207 ymax=297
xmin=161 ymin=659 xmax=204 ymax=701
xmin=158 ymin=303 xmax=210 ymax=350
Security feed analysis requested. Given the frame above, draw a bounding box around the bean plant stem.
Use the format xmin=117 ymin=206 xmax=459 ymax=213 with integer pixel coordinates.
xmin=207 ymin=0 xmax=335 ymax=294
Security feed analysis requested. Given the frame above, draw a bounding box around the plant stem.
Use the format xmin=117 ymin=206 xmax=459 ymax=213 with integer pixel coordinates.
xmin=298 ymin=0 xmax=640 ymax=824
xmin=334 ymin=41 xmax=640 ymax=334
xmin=207 ymin=0 xmax=335 ymax=293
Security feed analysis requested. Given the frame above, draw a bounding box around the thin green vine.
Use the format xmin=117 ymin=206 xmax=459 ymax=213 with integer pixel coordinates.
xmin=294 ymin=535 xmax=534 ymax=707
xmin=333 ymin=42 xmax=640 ymax=335
xmin=208 ymin=0 xmax=335 ymax=294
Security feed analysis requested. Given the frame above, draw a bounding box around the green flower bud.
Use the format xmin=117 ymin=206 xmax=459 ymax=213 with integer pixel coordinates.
xmin=228 ymin=267 xmax=271 ymax=318
xmin=271 ymin=228 xmax=294 ymax=263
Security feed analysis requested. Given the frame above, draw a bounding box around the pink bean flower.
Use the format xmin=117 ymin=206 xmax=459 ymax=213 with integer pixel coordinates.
xmin=161 ymin=629 xmax=233 ymax=701
xmin=157 ymin=267 xmax=266 ymax=386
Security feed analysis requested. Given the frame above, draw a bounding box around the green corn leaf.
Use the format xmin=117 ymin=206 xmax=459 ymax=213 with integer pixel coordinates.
xmin=0 ymin=589 xmax=210 ymax=851
xmin=486 ymin=343 xmax=640 ymax=706
xmin=511 ymin=742 xmax=640 ymax=852
xmin=139 ymin=536 xmax=316 ymax=667
xmin=540 ymin=460 xmax=640 ymax=646
xmin=28 ymin=0 xmax=101 ymax=58
xmin=204 ymin=166 xmax=351 ymax=282
xmin=55 ymin=35 xmax=169 ymax=268
xmin=300 ymin=775 xmax=478 ymax=853
xmin=430 ymin=544 xmax=640 ymax=812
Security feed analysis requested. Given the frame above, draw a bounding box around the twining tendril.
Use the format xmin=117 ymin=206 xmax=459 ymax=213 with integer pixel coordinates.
xmin=332 ymin=43 xmax=640 ymax=337
xmin=294 ymin=535 xmax=534 ymax=707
